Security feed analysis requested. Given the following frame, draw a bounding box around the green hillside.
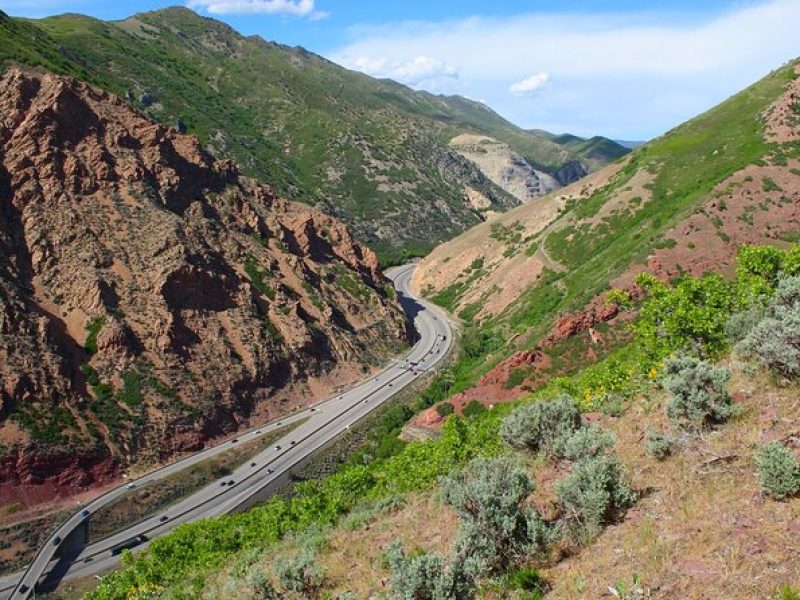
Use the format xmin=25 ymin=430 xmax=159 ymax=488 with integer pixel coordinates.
xmin=0 ymin=7 xmax=626 ymax=261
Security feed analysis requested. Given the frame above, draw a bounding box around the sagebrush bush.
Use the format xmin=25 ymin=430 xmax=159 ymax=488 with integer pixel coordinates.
xmin=557 ymin=425 xmax=615 ymax=460
xmin=754 ymin=442 xmax=800 ymax=500
xmin=662 ymin=356 xmax=732 ymax=431
xmin=272 ymin=552 xmax=325 ymax=595
xmin=738 ymin=275 xmax=800 ymax=378
xmin=555 ymin=456 xmax=636 ymax=535
xmin=385 ymin=542 xmax=475 ymax=600
xmin=724 ymin=309 xmax=763 ymax=343
xmin=245 ymin=570 xmax=284 ymax=600
xmin=644 ymin=427 xmax=675 ymax=460
xmin=499 ymin=395 xmax=581 ymax=456
xmin=440 ymin=456 xmax=549 ymax=576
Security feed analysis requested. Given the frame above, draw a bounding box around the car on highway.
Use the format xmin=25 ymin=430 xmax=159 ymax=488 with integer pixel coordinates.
xmin=81 ymin=509 xmax=90 ymax=518
xmin=227 ymin=479 xmax=235 ymax=486
xmin=127 ymin=483 xmax=136 ymax=490
xmin=53 ymin=536 xmax=62 ymax=546
xmin=290 ymin=440 xmax=297 ymax=445
xmin=159 ymin=515 xmax=169 ymax=523
xmin=275 ymin=445 xmax=281 ymax=450
xmin=110 ymin=534 xmax=148 ymax=556
xmin=231 ymin=439 xmax=238 ymax=444
xmin=250 ymin=461 xmax=257 ymax=467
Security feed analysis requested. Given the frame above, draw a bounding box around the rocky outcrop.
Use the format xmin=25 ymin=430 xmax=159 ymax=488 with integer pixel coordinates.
xmin=449 ymin=134 xmax=560 ymax=204
xmin=552 ymin=160 xmax=587 ymax=186
xmin=0 ymin=69 xmax=409 ymax=504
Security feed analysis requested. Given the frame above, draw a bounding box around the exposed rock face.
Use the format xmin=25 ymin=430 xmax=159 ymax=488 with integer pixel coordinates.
xmin=0 ymin=69 xmax=409 ymax=504
xmin=552 ymin=160 xmax=588 ymax=186
xmin=449 ymin=134 xmax=560 ymax=203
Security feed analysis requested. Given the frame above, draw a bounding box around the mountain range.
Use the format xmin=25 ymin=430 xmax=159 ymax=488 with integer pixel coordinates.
xmin=0 ymin=6 xmax=627 ymax=262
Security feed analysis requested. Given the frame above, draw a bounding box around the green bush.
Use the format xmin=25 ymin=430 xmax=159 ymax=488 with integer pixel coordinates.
xmin=272 ymin=552 xmax=325 ymax=595
xmin=499 ymin=395 xmax=581 ymax=457
xmin=555 ymin=455 xmax=636 ymax=535
xmin=738 ymin=276 xmax=800 ymax=378
xmin=557 ymin=425 xmax=615 ymax=461
xmin=662 ymin=357 xmax=732 ymax=431
xmin=754 ymin=442 xmax=800 ymax=500
xmin=634 ymin=272 xmax=736 ymax=366
xmin=385 ymin=542 xmax=475 ymax=600
xmin=509 ymin=566 xmax=548 ymax=598
xmin=777 ymin=583 xmax=800 ymax=600
xmin=462 ymin=400 xmax=486 ymax=418
xmin=644 ymin=428 xmax=675 ymax=460
xmin=436 ymin=402 xmax=456 ymax=417
xmin=440 ymin=456 xmax=549 ymax=576
xmin=84 ymin=316 xmax=106 ymax=355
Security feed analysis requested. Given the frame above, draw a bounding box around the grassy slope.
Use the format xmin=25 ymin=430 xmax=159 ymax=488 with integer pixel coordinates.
xmin=0 ymin=7 xmax=625 ymax=260
xmin=417 ymin=59 xmax=799 ymax=395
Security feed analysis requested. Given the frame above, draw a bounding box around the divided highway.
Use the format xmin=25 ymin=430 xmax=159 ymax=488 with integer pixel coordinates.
xmin=2 ymin=263 xmax=452 ymax=599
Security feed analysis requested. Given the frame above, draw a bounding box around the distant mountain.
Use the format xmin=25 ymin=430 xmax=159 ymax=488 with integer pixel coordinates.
xmin=614 ymin=139 xmax=647 ymax=149
xmin=0 ymin=7 xmax=627 ymax=262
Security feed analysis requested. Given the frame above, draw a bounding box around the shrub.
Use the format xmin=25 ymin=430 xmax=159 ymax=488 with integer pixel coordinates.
xmin=777 ymin=583 xmax=800 ymax=600
xmin=272 ymin=552 xmax=325 ymax=595
xmin=724 ymin=309 xmax=763 ymax=343
xmin=509 ymin=566 xmax=549 ymax=598
xmin=244 ymin=570 xmax=284 ymax=600
xmin=440 ymin=456 xmax=549 ymax=575
xmin=635 ymin=272 xmax=736 ymax=366
xmin=384 ymin=542 xmax=475 ymax=600
xmin=499 ymin=395 xmax=581 ymax=457
xmin=555 ymin=456 xmax=636 ymax=535
xmin=738 ymin=276 xmax=800 ymax=378
xmin=557 ymin=425 xmax=615 ymax=460
xmin=754 ymin=443 xmax=800 ymax=500
xmin=644 ymin=428 xmax=675 ymax=460
xmin=662 ymin=357 xmax=732 ymax=431
xmin=436 ymin=402 xmax=456 ymax=417
xmin=462 ymin=400 xmax=486 ymax=418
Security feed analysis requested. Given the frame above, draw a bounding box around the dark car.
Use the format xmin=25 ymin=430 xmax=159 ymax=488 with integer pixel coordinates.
xmin=250 ymin=461 xmax=257 ymax=467
xmin=267 ymin=468 xmax=274 ymax=474
xmin=231 ymin=439 xmax=238 ymax=444
xmin=81 ymin=509 xmax=90 ymax=518
xmin=159 ymin=515 xmax=169 ymax=523
xmin=53 ymin=536 xmax=62 ymax=546
xmin=227 ymin=479 xmax=235 ymax=486
xmin=275 ymin=445 xmax=282 ymax=451
xmin=290 ymin=440 xmax=297 ymax=445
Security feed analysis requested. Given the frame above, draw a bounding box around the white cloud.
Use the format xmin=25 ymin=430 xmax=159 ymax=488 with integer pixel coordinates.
xmin=329 ymin=0 xmax=800 ymax=138
xmin=350 ymin=55 xmax=459 ymax=91
xmin=509 ymin=72 xmax=550 ymax=96
xmin=186 ymin=0 xmax=328 ymax=19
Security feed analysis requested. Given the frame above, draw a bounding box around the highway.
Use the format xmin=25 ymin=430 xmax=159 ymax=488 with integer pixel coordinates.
xmin=1 ymin=263 xmax=452 ymax=599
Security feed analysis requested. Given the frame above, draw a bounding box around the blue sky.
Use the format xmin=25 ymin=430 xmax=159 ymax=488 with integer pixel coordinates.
xmin=6 ymin=0 xmax=800 ymax=139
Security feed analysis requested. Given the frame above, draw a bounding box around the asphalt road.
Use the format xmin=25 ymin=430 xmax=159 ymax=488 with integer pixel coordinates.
xmin=2 ymin=263 xmax=452 ymax=599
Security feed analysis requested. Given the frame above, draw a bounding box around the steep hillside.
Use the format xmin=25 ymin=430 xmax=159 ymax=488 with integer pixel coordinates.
xmin=415 ymin=59 xmax=800 ymax=336
xmin=0 ymin=7 xmax=627 ymax=260
xmin=0 ymin=69 xmax=408 ymax=506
